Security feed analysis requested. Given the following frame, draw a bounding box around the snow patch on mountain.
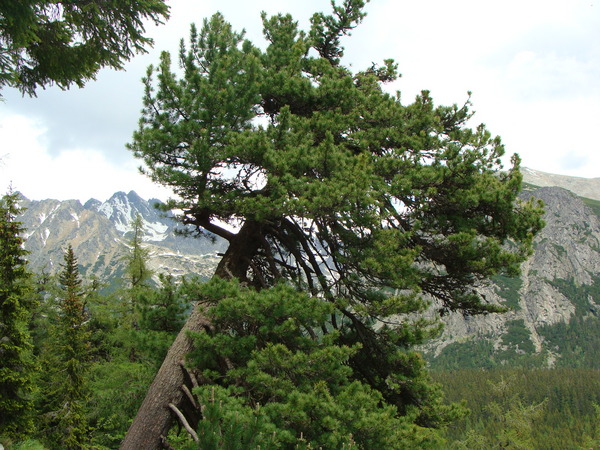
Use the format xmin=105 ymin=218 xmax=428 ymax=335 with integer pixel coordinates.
xmin=71 ymin=212 xmax=80 ymax=228
xmin=143 ymin=220 xmax=169 ymax=241
xmin=41 ymin=228 xmax=50 ymax=247
xmin=98 ymin=192 xmax=135 ymax=233
xmin=93 ymin=191 xmax=173 ymax=241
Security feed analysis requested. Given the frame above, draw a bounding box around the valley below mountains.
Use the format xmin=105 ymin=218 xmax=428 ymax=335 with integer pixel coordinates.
xmin=16 ymin=167 xmax=600 ymax=368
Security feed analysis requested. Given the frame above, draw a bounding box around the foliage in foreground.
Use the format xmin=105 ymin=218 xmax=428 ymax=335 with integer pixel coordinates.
xmin=0 ymin=231 xmax=194 ymax=448
xmin=182 ymin=279 xmax=461 ymax=449
xmin=0 ymin=192 xmax=36 ymax=441
xmin=1 ymin=244 xmax=599 ymax=449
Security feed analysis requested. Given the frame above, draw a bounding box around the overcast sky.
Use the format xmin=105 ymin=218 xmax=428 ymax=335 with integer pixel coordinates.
xmin=1 ymin=0 xmax=599 ymax=202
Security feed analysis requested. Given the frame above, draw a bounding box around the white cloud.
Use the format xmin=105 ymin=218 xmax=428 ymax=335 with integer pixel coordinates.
xmin=2 ymin=0 xmax=600 ymax=202
xmin=0 ymin=113 xmax=172 ymax=202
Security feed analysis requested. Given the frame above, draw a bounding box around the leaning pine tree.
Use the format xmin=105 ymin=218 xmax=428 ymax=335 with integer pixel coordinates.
xmin=122 ymin=1 xmax=544 ymax=448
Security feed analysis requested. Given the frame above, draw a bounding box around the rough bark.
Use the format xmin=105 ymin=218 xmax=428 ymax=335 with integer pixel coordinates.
xmin=120 ymin=220 xmax=264 ymax=449
xmin=119 ymin=306 xmax=211 ymax=450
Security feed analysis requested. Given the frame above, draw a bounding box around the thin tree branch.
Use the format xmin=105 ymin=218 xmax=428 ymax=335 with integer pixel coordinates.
xmin=168 ymin=403 xmax=199 ymax=442
xmin=181 ymin=384 xmax=199 ymax=410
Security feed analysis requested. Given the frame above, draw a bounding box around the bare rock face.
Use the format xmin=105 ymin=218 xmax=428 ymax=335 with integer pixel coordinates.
xmin=19 ymin=197 xmax=121 ymax=278
xmin=518 ymin=188 xmax=599 ymax=328
xmin=17 ymin=191 xmax=226 ymax=285
xmin=522 ymin=187 xmax=600 ymax=285
xmin=424 ymin=185 xmax=600 ymax=362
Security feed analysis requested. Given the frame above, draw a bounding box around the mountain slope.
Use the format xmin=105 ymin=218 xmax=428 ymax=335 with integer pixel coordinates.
xmin=425 ymin=185 xmax=600 ymax=368
xmin=18 ymin=191 xmax=225 ymax=284
xmin=521 ymin=167 xmax=600 ymax=201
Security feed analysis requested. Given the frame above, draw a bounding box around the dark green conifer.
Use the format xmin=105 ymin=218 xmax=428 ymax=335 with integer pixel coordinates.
xmin=0 ymin=191 xmax=36 ymax=441
xmin=123 ymin=213 xmax=152 ymax=330
xmin=43 ymin=245 xmax=91 ymax=449
xmin=0 ymin=0 xmax=170 ymax=96
xmin=125 ymin=214 xmax=152 ymax=291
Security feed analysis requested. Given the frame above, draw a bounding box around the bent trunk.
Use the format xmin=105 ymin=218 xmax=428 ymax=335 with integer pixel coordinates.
xmin=119 ymin=306 xmax=211 ymax=449
xmin=120 ymin=221 xmax=264 ymax=449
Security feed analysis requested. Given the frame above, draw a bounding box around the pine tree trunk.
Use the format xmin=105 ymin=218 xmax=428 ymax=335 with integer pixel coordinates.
xmin=120 ymin=221 xmax=264 ymax=449
xmin=119 ymin=306 xmax=211 ymax=450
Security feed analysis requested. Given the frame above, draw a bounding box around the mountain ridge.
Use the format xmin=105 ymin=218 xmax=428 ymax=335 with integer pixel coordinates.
xmin=16 ymin=190 xmax=225 ymax=284
xmin=521 ymin=167 xmax=600 ymax=201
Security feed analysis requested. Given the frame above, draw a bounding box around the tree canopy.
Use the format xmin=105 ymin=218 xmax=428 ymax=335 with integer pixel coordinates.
xmin=131 ymin=2 xmax=543 ymax=316
xmin=125 ymin=0 xmax=545 ymax=446
xmin=0 ymin=191 xmax=36 ymax=440
xmin=0 ymin=0 xmax=169 ymax=96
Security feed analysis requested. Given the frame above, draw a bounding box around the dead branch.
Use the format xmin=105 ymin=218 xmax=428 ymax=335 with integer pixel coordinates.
xmin=168 ymin=403 xmax=199 ymax=442
xmin=181 ymin=384 xmax=199 ymax=410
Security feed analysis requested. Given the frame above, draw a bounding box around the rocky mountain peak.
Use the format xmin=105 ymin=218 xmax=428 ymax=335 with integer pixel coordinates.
xmin=16 ymin=191 xmax=225 ymax=284
xmin=87 ymin=190 xmax=168 ymax=238
xmin=83 ymin=198 xmax=102 ymax=210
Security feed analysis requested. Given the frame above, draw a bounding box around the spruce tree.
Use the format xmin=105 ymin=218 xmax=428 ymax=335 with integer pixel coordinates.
xmin=42 ymin=245 xmax=91 ymax=449
xmin=123 ymin=2 xmax=545 ymax=447
xmin=0 ymin=191 xmax=36 ymax=441
xmin=0 ymin=0 xmax=169 ymax=96
xmin=125 ymin=214 xmax=152 ymax=291
xmin=123 ymin=213 xmax=152 ymax=330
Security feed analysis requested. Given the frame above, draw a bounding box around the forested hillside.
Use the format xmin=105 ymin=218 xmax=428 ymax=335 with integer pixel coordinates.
xmin=433 ymin=368 xmax=600 ymax=449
